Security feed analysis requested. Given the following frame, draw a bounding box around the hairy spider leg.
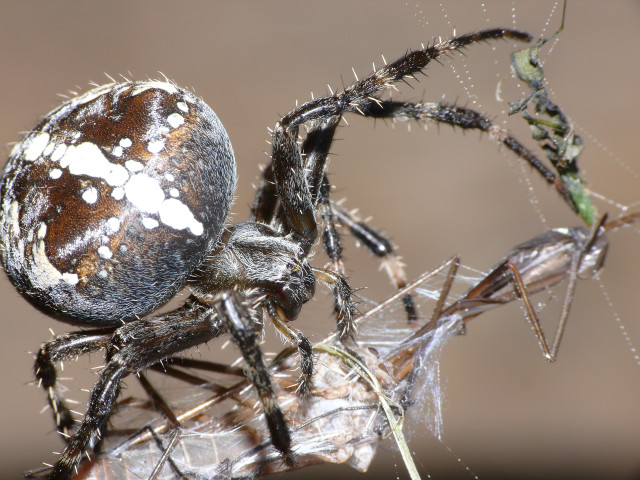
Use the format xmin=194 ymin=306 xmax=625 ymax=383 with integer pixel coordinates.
xmin=331 ymin=204 xmax=419 ymax=323
xmin=35 ymin=330 xmax=113 ymax=439
xmin=250 ymin=116 xmax=338 ymax=224
xmin=213 ymin=292 xmax=295 ymax=466
xmin=39 ymin=292 xmax=294 ymax=480
xmin=33 ymin=298 xmax=251 ymax=447
xmin=35 ymin=303 xmax=209 ymax=480
xmin=251 ymin=118 xmax=359 ymax=339
xmin=34 ymin=323 xmax=238 ymax=479
xmin=355 ymin=100 xmax=577 ymax=213
xmin=266 ymin=302 xmax=314 ymax=395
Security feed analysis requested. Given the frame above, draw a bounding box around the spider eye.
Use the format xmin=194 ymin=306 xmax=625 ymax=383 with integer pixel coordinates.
xmin=0 ymin=81 xmax=237 ymax=326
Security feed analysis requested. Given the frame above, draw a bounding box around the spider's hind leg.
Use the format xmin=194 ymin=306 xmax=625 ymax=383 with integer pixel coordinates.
xmin=47 ymin=296 xmax=296 ymax=479
xmin=34 ymin=330 xmax=113 ymax=439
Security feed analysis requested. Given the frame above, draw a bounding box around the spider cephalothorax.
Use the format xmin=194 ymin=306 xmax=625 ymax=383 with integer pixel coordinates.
xmin=0 ymin=27 xmax=585 ymax=479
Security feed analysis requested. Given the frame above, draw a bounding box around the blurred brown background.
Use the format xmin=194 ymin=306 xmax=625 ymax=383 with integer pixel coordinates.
xmin=1 ymin=1 xmax=639 ymax=479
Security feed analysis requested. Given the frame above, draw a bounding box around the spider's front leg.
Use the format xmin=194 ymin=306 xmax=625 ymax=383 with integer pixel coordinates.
xmin=262 ymin=29 xmax=533 ymax=238
xmin=355 ymin=99 xmax=578 ymax=213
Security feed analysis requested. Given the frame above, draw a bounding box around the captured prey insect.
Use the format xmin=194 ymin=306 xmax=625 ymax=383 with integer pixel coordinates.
xmin=426 ymin=212 xmax=640 ymax=361
xmin=1 ymin=26 xmax=593 ymax=479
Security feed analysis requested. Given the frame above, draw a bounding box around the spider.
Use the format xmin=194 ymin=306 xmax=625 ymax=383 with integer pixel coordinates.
xmin=0 ymin=27 xmax=575 ymax=480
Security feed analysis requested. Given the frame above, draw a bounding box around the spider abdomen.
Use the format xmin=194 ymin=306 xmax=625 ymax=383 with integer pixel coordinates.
xmin=0 ymin=81 xmax=236 ymax=326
